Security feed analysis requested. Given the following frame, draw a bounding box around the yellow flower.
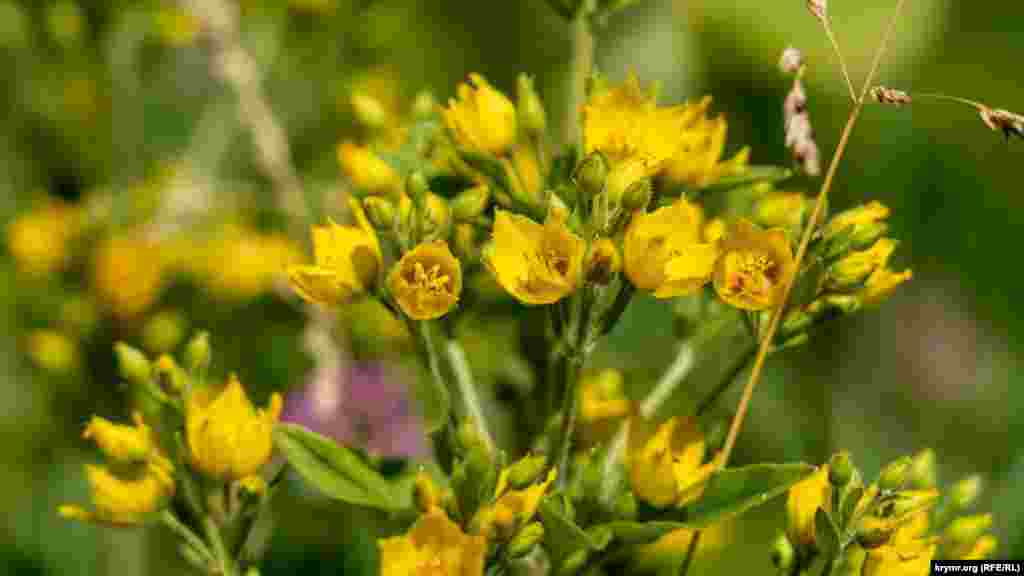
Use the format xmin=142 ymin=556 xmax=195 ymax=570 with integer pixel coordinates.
xmin=863 ymin=539 xmax=936 ymax=576
xmin=712 ymin=219 xmax=795 ymax=310
xmin=378 ymin=509 xmax=487 ymax=576
xmin=786 ymin=464 xmax=831 ymax=546
xmin=754 ymin=191 xmax=809 ymax=230
xmin=475 ymin=469 xmax=557 ymax=539
xmin=627 ymin=415 xmax=715 ymax=508
xmin=26 ymin=329 xmax=79 ymax=374
xmin=337 ymin=142 xmax=403 ymax=195
xmin=511 ymin=146 xmax=543 ymax=202
xmin=154 ymin=7 xmax=200 ymax=46
xmin=444 ymin=73 xmax=517 ymax=156
xmin=387 ymin=241 xmax=462 ymax=320
xmin=202 ymin=226 xmax=304 ymax=301
xmin=822 ymin=201 xmax=890 ymax=241
xmin=580 ymin=369 xmax=630 ymax=424
xmin=825 ymin=238 xmax=898 ymax=291
xmin=860 ymin=267 xmax=912 ymax=306
xmin=186 ymin=374 xmax=283 ymax=480
xmin=486 ymin=210 xmax=585 ymax=305
xmin=83 ymin=412 xmax=155 ymax=463
xmin=632 ymin=521 xmax=731 ymax=571
xmin=660 ymin=97 xmax=749 ymax=188
xmin=6 ymin=200 xmax=80 ymax=277
xmin=289 ymin=200 xmax=383 ymax=307
xmin=59 ymin=460 xmax=175 ymax=526
xmin=92 ymin=234 xmax=166 ymax=319
xmin=582 ymin=74 xmax=706 ymax=202
xmin=623 ymin=200 xmax=719 ymax=298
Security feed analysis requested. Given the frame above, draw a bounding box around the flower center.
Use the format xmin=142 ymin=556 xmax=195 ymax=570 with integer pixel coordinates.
xmin=544 ymin=250 xmax=570 ymax=277
xmin=727 ymin=251 xmax=777 ymax=297
xmin=408 ymin=262 xmax=450 ymax=295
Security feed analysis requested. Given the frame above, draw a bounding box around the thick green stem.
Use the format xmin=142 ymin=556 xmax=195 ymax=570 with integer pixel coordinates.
xmin=202 ymin=513 xmax=236 ymax=576
xmin=564 ymin=6 xmax=594 ymax=149
xmin=445 ymin=339 xmax=494 ymax=452
xmin=553 ymin=353 xmax=583 ymax=488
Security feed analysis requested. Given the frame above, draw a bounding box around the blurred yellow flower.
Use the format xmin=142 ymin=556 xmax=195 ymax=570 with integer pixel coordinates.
xmin=822 ymin=201 xmax=890 ymax=241
xmin=660 ymin=97 xmax=749 ymax=188
xmin=580 ymin=369 xmax=630 ymax=424
xmin=202 ymin=226 xmax=304 ymax=301
xmin=623 ymin=200 xmax=718 ymax=298
xmin=712 ymin=219 xmax=795 ymax=311
xmin=754 ymin=191 xmax=809 ymax=230
xmin=785 ymin=464 xmax=831 ymax=547
xmin=289 ymin=201 xmax=382 ymax=307
xmin=387 ymin=241 xmax=462 ymax=320
xmin=860 ymin=266 xmax=912 ymax=306
xmin=25 ymin=329 xmax=78 ymax=374
xmin=83 ymin=412 xmax=155 ymax=463
xmin=92 ymin=234 xmax=166 ymax=319
xmin=958 ymin=534 xmax=997 ymax=560
xmin=6 ymin=200 xmax=80 ymax=277
xmin=186 ymin=374 xmax=282 ymax=480
xmin=475 ymin=469 xmax=556 ymax=539
xmin=58 ymin=461 xmax=175 ymax=526
xmin=632 ymin=520 xmax=731 ymax=571
xmin=378 ymin=509 xmax=487 ymax=576
xmin=154 ymin=7 xmax=200 ymax=46
xmin=444 ymin=73 xmax=518 ymax=156
xmin=627 ymin=415 xmax=715 ymax=508
xmin=337 ymin=142 xmax=403 ymax=195
xmin=486 ymin=210 xmax=585 ymax=305
xmin=863 ymin=539 xmax=936 ymax=576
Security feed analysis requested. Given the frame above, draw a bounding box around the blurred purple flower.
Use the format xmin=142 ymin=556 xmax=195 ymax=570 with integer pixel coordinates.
xmin=281 ymin=362 xmax=427 ymax=459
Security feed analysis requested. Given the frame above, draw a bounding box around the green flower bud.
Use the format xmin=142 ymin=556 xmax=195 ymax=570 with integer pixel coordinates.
xmin=558 ymin=550 xmax=589 ymax=576
xmin=573 ymin=152 xmax=608 ymax=199
xmin=517 ymin=74 xmax=547 ymax=137
xmin=350 ymin=91 xmax=388 ymax=130
xmin=412 ymin=90 xmax=437 ymax=119
xmin=452 ymin=185 xmax=491 ymax=222
xmin=622 ymin=179 xmax=652 ymax=212
xmin=142 ymin=310 xmax=187 ymax=355
xmin=155 ymin=355 xmax=187 ymax=394
xmin=508 ymin=522 xmax=545 ymax=559
xmin=908 ymin=449 xmax=937 ymax=489
xmin=184 ymin=331 xmax=211 ymax=374
xmin=945 ymin=514 xmax=993 ymax=546
xmin=878 ymin=456 xmax=912 ymax=491
xmin=114 ymin=342 xmax=152 ymax=386
xmin=778 ymin=332 xmax=810 ymax=350
xmin=822 ymin=294 xmax=862 ymax=315
xmin=829 ymin=452 xmax=855 ymax=487
xmin=506 ymin=454 xmax=548 ymax=489
xmin=363 ymin=196 xmax=397 ymax=229
xmin=780 ymin=307 xmax=815 ymax=338
xmin=771 ymin=533 xmax=795 ymax=571
xmin=406 ymin=172 xmax=430 ymax=210
xmin=950 ymin=475 xmax=982 ymax=510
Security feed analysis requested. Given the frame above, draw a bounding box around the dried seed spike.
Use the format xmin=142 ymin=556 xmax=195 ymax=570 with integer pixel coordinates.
xmin=780 ymin=47 xmax=804 ymax=75
xmin=783 ymin=76 xmax=821 ymax=177
xmin=871 ymin=86 xmax=913 ymax=106
xmin=807 ymin=0 xmax=828 ymax=22
xmin=979 ymin=107 xmax=1024 ymax=141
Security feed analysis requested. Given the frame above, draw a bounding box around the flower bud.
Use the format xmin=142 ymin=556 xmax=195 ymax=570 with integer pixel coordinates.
xmin=779 ymin=307 xmax=814 ymax=338
xmin=451 ymin=184 xmax=491 ymax=222
xmin=822 ymin=201 xmax=890 ymax=259
xmin=829 ymin=452 xmax=855 ymax=487
xmin=508 ymin=522 xmax=545 ymax=558
xmin=622 ymin=179 xmax=653 ymax=212
xmin=422 ymin=194 xmax=451 ymax=237
xmin=945 ymin=514 xmax=993 ymax=546
xmin=83 ymin=412 xmax=154 ymax=463
xmin=506 ymin=454 xmax=548 ymax=489
xmin=184 ymin=331 xmax=211 ymax=374
xmin=452 ymin=223 xmax=480 ymax=262
xmin=338 ymin=142 xmax=402 ymax=196
xmin=823 ymin=239 xmax=897 ymax=291
xmin=114 ymin=342 xmax=152 ymax=386
xmin=517 ymin=74 xmax=547 ymax=137
xmin=238 ymin=475 xmax=267 ymax=498
xmin=412 ymin=90 xmax=437 ymax=119
xmin=573 ymin=152 xmax=608 ymax=199
xmin=878 ymin=456 xmax=912 ymax=491
xmin=155 ymin=355 xmax=186 ymax=394
xmin=142 ymin=310 xmax=187 ymax=355
xmin=771 ymin=533 xmax=795 ymax=571
xmin=821 ymin=294 xmax=862 ymax=315
xmin=908 ymin=449 xmax=937 ymax=490
xmin=26 ymin=330 xmax=79 ymax=374
xmin=414 ymin=470 xmax=442 ymax=513
xmin=950 ymin=475 xmax=982 ymax=510
xmin=406 ymin=172 xmax=430 ymax=210
xmin=362 ymin=196 xmax=396 ymax=229
xmin=584 ymin=238 xmax=621 ymax=285
xmin=350 ymin=91 xmax=388 ymax=130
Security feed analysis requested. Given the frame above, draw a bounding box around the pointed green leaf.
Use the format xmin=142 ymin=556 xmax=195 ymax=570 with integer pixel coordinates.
xmin=674 ymin=463 xmax=816 ymax=527
xmin=539 ymin=496 xmax=607 ymax=568
xmin=815 ymin=507 xmax=841 ymax=561
xmin=273 ymin=423 xmax=412 ymax=512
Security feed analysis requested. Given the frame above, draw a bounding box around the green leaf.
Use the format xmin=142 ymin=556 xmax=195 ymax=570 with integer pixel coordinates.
xmin=674 ymin=463 xmax=816 ymax=527
xmin=539 ymin=496 xmax=607 ymax=568
xmin=273 ymin=423 xmax=412 ymax=512
xmin=594 ymin=521 xmax=691 ymax=546
xmin=815 ymin=507 xmax=841 ymax=562
xmin=839 ymin=484 xmax=865 ymax=530
xmin=456 ymin=148 xmax=514 ymax=193
xmin=700 ymin=165 xmax=794 ymax=193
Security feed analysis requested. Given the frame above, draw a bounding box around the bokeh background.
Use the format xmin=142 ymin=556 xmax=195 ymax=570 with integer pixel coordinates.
xmin=1 ymin=0 xmax=1020 ymax=573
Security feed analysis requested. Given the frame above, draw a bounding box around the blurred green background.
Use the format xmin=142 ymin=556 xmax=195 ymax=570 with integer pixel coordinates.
xmin=1 ymin=0 xmax=1020 ymax=573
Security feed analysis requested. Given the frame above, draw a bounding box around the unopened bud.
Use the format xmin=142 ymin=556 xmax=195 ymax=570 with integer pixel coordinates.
xmin=622 ymin=179 xmax=652 ymax=211
xmin=114 ymin=342 xmax=152 ymax=386
xmin=771 ymin=533 xmax=796 ymax=571
xmin=350 ymin=91 xmax=388 ymax=130
xmin=412 ymin=90 xmax=437 ymax=119
xmin=821 ymin=294 xmax=862 ymax=315
xmin=950 ymin=475 xmax=982 ymax=510
xmin=829 ymin=452 xmax=855 ymax=487
xmin=422 ymin=194 xmax=451 ymax=238
xmin=506 ymin=455 xmax=548 ymax=489
xmin=406 ymin=172 xmax=430 ymax=209
xmin=362 ymin=196 xmax=396 ymax=229
xmin=184 ymin=331 xmax=211 ymax=374
xmin=823 ymin=202 xmax=890 ymax=246
xmin=414 ymin=470 xmax=441 ymax=513
xmin=584 ymin=238 xmax=621 ymax=285
xmin=508 ymin=522 xmax=545 ymax=558
xmin=452 ymin=223 xmax=480 ymax=262
xmin=908 ymin=449 xmax=937 ymax=489
xmin=142 ymin=310 xmax=187 ymax=355
xmin=780 ymin=307 xmax=814 ymax=338
xmin=945 ymin=514 xmax=993 ymax=546
xmin=573 ymin=152 xmax=608 ymax=199
xmin=517 ymin=74 xmax=547 ymax=137
xmin=451 ymin=185 xmax=491 ymax=222
xmin=155 ymin=355 xmax=186 ymax=394
xmin=824 ymin=239 xmax=897 ymax=291
xmin=878 ymin=456 xmax=912 ymax=491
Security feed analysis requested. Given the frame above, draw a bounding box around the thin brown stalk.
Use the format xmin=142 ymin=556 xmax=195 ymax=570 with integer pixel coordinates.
xmin=821 ymin=22 xmax=857 ymax=103
xmin=714 ymin=0 xmax=908 ymax=472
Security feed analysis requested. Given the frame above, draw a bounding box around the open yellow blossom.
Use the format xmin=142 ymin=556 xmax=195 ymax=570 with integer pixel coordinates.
xmin=6 ymin=200 xmax=80 ymax=277
xmin=475 ymin=469 xmax=556 ymax=539
xmin=863 ymin=539 xmax=936 ymax=576
xmin=660 ymin=97 xmax=749 ymax=188
xmin=26 ymin=329 xmax=79 ymax=374
xmin=785 ymin=464 xmax=831 ymax=546
xmin=623 ymin=200 xmax=719 ymax=298
xmin=379 ymin=509 xmax=487 ymax=576
xmin=59 ymin=461 xmax=175 ymax=526
xmin=337 ymin=142 xmax=403 ymax=195
xmin=486 ymin=210 xmax=585 ymax=305
xmin=712 ymin=219 xmax=795 ymax=310
xmin=92 ymin=235 xmax=166 ymax=319
xmin=289 ymin=200 xmax=382 ymax=307
xmin=860 ymin=267 xmax=912 ymax=306
xmin=582 ymin=74 xmax=707 ymax=202
xmin=387 ymin=241 xmax=462 ymax=320
xmin=186 ymin=374 xmax=283 ymax=480
xmin=83 ymin=412 xmax=155 ymax=463
xmin=628 ymin=414 xmax=716 ymax=508
xmin=444 ymin=73 xmax=517 ymax=156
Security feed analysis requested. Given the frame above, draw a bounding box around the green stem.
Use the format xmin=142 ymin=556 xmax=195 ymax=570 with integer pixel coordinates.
xmin=202 ymin=513 xmax=236 ymax=576
xmin=553 ymin=353 xmax=583 ymax=488
xmin=695 ymin=341 xmax=757 ymax=417
xmin=444 ymin=339 xmax=495 ymax=452
xmin=161 ymin=511 xmax=216 ymax=570
xmin=416 ymin=321 xmax=452 ymax=434
xmin=564 ymin=5 xmax=595 ymax=149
